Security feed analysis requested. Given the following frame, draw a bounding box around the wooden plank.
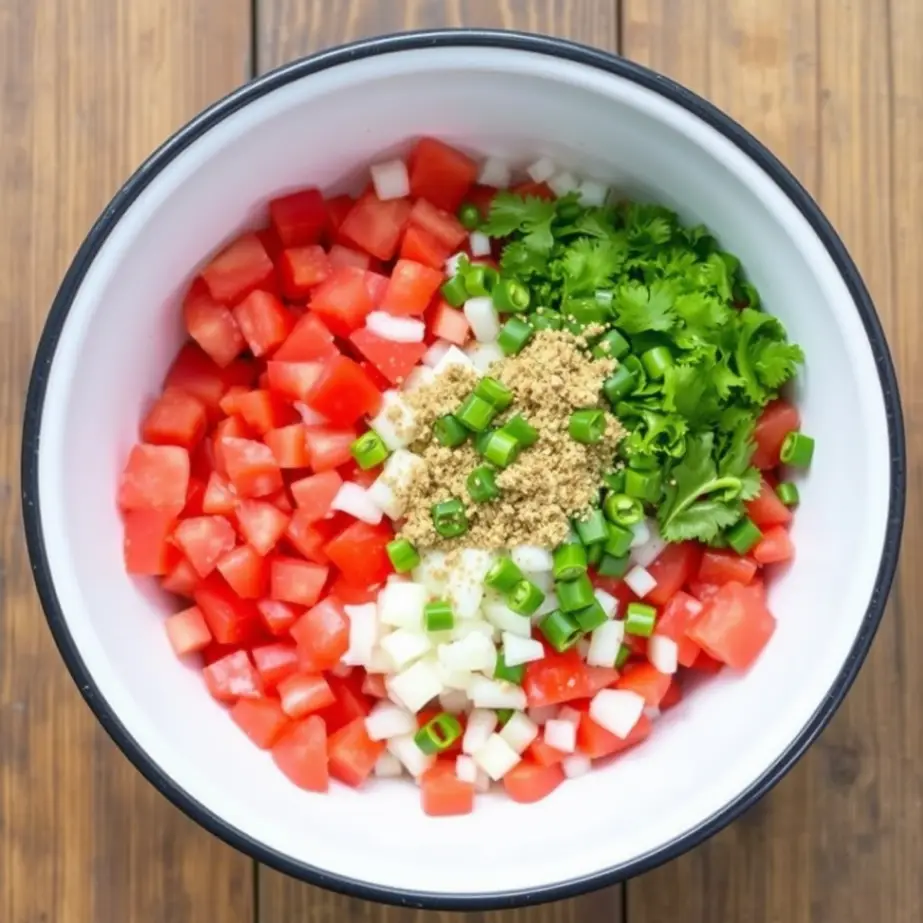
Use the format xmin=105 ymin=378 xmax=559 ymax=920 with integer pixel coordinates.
xmin=255 ymin=1 xmax=621 ymax=920
xmin=623 ymin=1 xmax=921 ymax=920
xmin=0 ymin=3 xmax=254 ymax=922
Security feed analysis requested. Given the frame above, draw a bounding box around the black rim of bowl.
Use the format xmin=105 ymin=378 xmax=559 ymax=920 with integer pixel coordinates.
xmin=21 ymin=29 xmax=906 ymax=910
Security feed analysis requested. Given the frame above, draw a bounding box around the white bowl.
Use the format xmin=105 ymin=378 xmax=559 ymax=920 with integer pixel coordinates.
xmin=22 ymin=31 xmax=904 ymax=908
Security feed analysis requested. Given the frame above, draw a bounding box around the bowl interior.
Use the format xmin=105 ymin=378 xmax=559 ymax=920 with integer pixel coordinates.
xmin=33 ymin=44 xmax=892 ymax=898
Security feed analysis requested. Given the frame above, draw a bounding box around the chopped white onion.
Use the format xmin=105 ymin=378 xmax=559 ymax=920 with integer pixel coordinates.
xmin=528 ymin=705 xmax=558 ymax=726
xmin=625 ymin=564 xmax=657 ymax=598
xmin=576 ymin=637 xmax=591 ymax=659
xmin=331 ymin=482 xmax=383 ymax=524
xmin=367 ymin=449 xmax=423 ymax=519
xmin=446 ymin=550 xmax=493 ymax=619
xmin=463 ymin=296 xmax=501 ymax=343
xmin=445 ymin=252 xmax=467 ymax=276
xmin=499 ymin=711 xmax=539 ymax=753
xmin=412 ymin=550 xmax=449 ymax=596
xmin=373 ymin=752 xmax=404 ymax=778
xmin=342 ymin=602 xmax=378 ymax=666
xmin=451 ymin=619 xmax=496 ymax=643
xmin=370 ymin=158 xmax=410 ymax=201
xmin=438 ymin=633 xmax=496 ymax=674
xmin=377 ymin=580 xmax=427 ymax=630
xmin=532 ymin=591 xmax=559 ymax=621
xmin=549 ymin=171 xmax=580 ymax=196
xmin=524 ymin=568 xmax=554 ymax=594
xmin=433 ymin=343 xmax=479 ymax=376
xmin=423 ymin=339 xmax=453 ymax=368
xmin=435 ymin=660 xmax=471 ymax=692
xmin=462 ymin=709 xmax=498 ymax=755
xmin=578 ymin=178 xmax=609 ymax=206
xmin=386 ymin=659 xmax=443 ymax=714
xmin=562 ymin=753 xmax=592 ymax=779
xmin=473 ymin=733 xmax=521 ymax=780
xmin=648 ymin=634 xmax=679 ymax=674
xmin=455 ymin=754 xmax=479 ymax=784
xmin=544 ymin=718 xmax=577 ymax=754
xmin=484 ymin=600 xmax=532 ymax=638
xmin=465 ymin=341 xmax=504 ymax=373
xmin=593 ymin=587 xmax=619 ymax=619
xmin=527 ymin=155 xmax=557 ymax=183
xmin=402 ymin=365 xmax=436 ymax=393
xmin=469 ymin=231 xmax=492 ymax=258
xmin=366 ymin=311 xmax=425 ymax=343
xmin=366 ymin=646 xmax=396 ymax=674
xmin=511 ymin=545 xmax=554 ymax=573
xmin=365 ymin=701 xmax=417 ymax=740
xmin=630 ymin=519 xmax=668 ymax=568
xmin=589 ymin=689 xmax=645 ymax=739
xmin=369 ymin=391 xmax=416 ymax=450
xmin=630 ymin=518 xmax=652 ymax=548
xmin=439 ymin=689 xmax=470 ymax=714
xmin=294 ymin=402 xmax=329 ymax=426
xmin=387 ymin=733 xmax=436 ymax=777
xmin=478 ymin=156 xmax=512 ymax=188
xmin=467 ymin=676 xmax=527 ymax=710
xmin=379 ymin=628 xmax=432 ymax=670
xmin=557 ymin=705 xmax=582 ymax=726
xmin=502 ymin=632 xmax=545 ymax=667
xmin=586 ymin=620 xmax=625 ymax=668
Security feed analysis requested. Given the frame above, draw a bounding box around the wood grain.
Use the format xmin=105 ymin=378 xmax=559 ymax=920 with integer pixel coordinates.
xmin=254 ymin=3 xmax=622 ymax=920
xmin=623 ymin=1 xmax=922 ymax=920
xmin=0 ymin=3 xmax=254 ymax=922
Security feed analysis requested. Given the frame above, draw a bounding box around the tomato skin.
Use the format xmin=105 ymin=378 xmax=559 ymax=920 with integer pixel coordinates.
xmin=381 ymin=259 xmax=445 ymax=316
xmin=119 ymin=444 xmax=190 ymax=516
xmin=278 ymin=672 xmax=336 ymax=718
xmin=421 ymin=763 xmax=476 ymax=816
xmin=123 ymin=509 xmax=177 ymax=575
xmin=325 ymin=194 xmax=355 ymax=235
xmin=164 ymin=605 xmax=212 ymax=656
xmin=319 ymin=674 xmax=372 ymax=733
xmin=251 ymin=641 xmax=300 ymax=687
xmin=173 ymin=515 xmax=237 ymax=578
xmin=523 ymin=648 xmax=594 ymax=708
xmin=278 ymin=245 xmax=332 ymax=299
xmin=290 ymin=598 xmax=350 ymax=670
xmin=340 ymin=193 xmax=411 ymax=262
xmin=161 ymin=555 xmax=200 ymax=598
xmin=399 ymin=224 xmax=452 ymax=269
xmin=327 ymin=717 xmax=385 ymax=788
xmin=264 ymin=423 xmax=310 ymax=469
xmin=270 ymin=557 xmax=328 ymax=607
xmin=361 ymin=672 xmax=388 ymax=699
xmin=752 ymin=525 xmax=795 ymax=565
xmin=527 ymin=737 xmax=567 ymax=767
xmin=256 ymin=599 xmax=302 ymax=637
xmin=616 ymin=662 xmax=672 ymax=707
xmin=645 ymin=542 xmax=702 ymax=606
xmin=231 ymin=696 xmax=290 ymax=749
xmin=305 ymin=355 xmax=382 ymax=425
xmin=408 ymin=138 xmax=478 ymax=212
xmin=232 ymin=290 xmax=295 ymax=358
xmin=219 ymin=437 xmax=283 ymax=498
xmin=216 ymin=544 xmax=266 ymax=598
xmin=203 ymin=649 xmax=262 ymax=703
xmin=746 ymin=477 xmax=793 ymax=528
xmin=164 ymin=345 xmax=258 ymax=417
xmin=201 ymin=233 xmax=275 ymax=304
xmin=183 ymin=282 xmax=246 ymax=368
xmin=697 ymin=549 xmax=758 ymax=586
xmin=141 ymin=388 xmax=208 ymax=450
xmin=272 ymin=715 xmax=329 ymax=792
xmin=428 ymin=300 xmax=470 ymax=346
xmin=576 ymin=710 xmax=652 ymax=759
xmin=752 ymin=399 xmax=801 ymax=469
xmin=348 ymin=328 xmax=427 ymax=386
xmin=327 ymin=573 xmax=379 ymax=605
xmin=408 ymin=197 xmax=469 ymax=249
xmin=269 ymin=187 xmax=328 ymax=247
xmin=194 ymin=573 xmax=262 ymax=646
xmin=503 ymin=762 xmax=565 ymax=804
xmin=323 ymin=520 xmax=393 ymax=588
xmin=290 ymin=470 xmax=343 ymax=520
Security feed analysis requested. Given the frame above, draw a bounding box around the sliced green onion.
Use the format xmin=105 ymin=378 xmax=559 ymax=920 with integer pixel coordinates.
xmin=496 ymin=708 xmax=514 ymax=727
xmin=539 ymin=609 xmax=582 ymax=652
xmin=474 ymin=376 xmax=513 ymax=410
xmin=424 ymin=599 xmax=455 ymax=632
xmin=530 ymin=312 xmax=562 ymax=331
xmin=625 ymin=602 xmax=657 ymax=637
xmin=485 ymin=556 xmax=524 ymax=592
xmin=553 ymin=543 xmax=588 ymax=581
xmin=350 ymin=431 xmax=389 ymax=470
xmin=602 ymin=470 xmax=626 ymax=493
xmin=431 ymin=497 xmax=469 ymax=538
xmin=483 ymin=430 xmax=520 ymax=468
xmin=473 ymin=428 xmax=495 ymax=455
xmin=604 ymin=522 xmax=634 ymax=558
xmin=386 ymin=538 xmax=420 ymax=574
xmin=597 ymin=552 xmax=630 ymax=578
xmin=494 ymin=650 xmax=524 ymax=685
xmin=464 ymin=264 xmax=498 ymax=297
xmin=556 ymin=573 xmax=595 ymax=613
xmin=440 ymin=274 xmax=468 ymax=307
xmin=493 ymin=278 xmax=532 ymax=313
xmin=604 ymin=492 xmax=644 ymax=527
xmin=498 ymin=317 xmax=533 ymax=355
xmin=569 ymin=408 xmax=606 ymax=444
xmin=628 ymin=453 xmax=658 ymax=472
xmin=776 ymin=481 xmax=800 ymax=507
xmin=727 ymin=516 xmax=763 ymax=555
xmin=508 ymin=579 xmax=545 ymax=616
xmin=780 ymin=431 xmax=815 ymax=467
xmin=565 ymin=297 xmax=608 ymax=326
xmin=456 ymin=394 xmax=497 ymax=432
xmin=625 ymin=468 xmax=662 ymax=503
xmin=457 ymin=202 xmax=481 ymax=230
xmin=640 ymin=345 xmax=673 ymax=379
xmin=574 ymin=599 xmax=608 ymax=633
xmin=499 ymin=414 xmax=539 ymax=448
xmin=574 ymin=509 xmax=609 ymax=546
xmin=614 ymin=643 xmax=632 ymax=668
xmin=603 ymin=365 xmax=637 ymax=405
xmin=591 ymin=329 xmax=631 ymax=360
xmin=467 ymin=465 xmax=500 ymax=503
xmin=587 ymin=542 xmax=604 ymax=568
xmin=433 ymin=414 xmax=468 ymax=447
xmin=414 ymin=712 xmax=463 ymax=755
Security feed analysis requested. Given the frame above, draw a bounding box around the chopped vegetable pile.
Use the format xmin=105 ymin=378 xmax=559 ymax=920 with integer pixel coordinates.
xmin=118 ymin=138 xmax=811 ymax=816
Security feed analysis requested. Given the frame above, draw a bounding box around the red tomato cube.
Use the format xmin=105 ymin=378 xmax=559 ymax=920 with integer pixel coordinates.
xmin=310 ymin=266 xmax=376 ymax=337
xmin=323 ymin=520 xmax=393 ymax=588
xmin=408 ymin=138 xmax=478 ymax=212
xmin=251 ymin=641 xmax=300 ymax=687
xmin=328 ymin=244 xmax=371 ymax=271
xmin=216 ymin=544 xmax=267 ymax=598
xmin=269 ymin=188 xmax=328 ymax=247
xmin=752 ymin=399 xmax=801 ymax=469
xmin=235 ymin=389 xmax=296 ymax=435
xmin=304 ymin=355 xmax=382 ymax=425
xmin=290 ymin=470 xmax=343 ymax=520
xmin=421 ymin=763 xmax=476 ymax=816
xmin=118 ymin=444 xmax=190 ymax=516
xmin=219 ymin=437 xmax=283 ymax=498
xmin=502 ymin=762 xmax=564 ymax=805
xmin=290 ymin=598 xmax=350 ymax=670
xmin=164 ymin=605 xmax=213 ymax=656
xmin=203 ymin=649 xmax=262 ymax=703
xmin=183 ymin=281 xmax=246 ymax=367
xmin=327 ymin=717 xmax=385 ymax=788
xmin=752 ymin=525 xmax=795 ymax=565
xmin=122 ymin=509 xmax=177 ymax=575
xmin=340 ymin=193 xmax=411 ymax=262
xmin=645 ymin=542 xmax=702 ymax=606
xmin=173 ymin=515 xmax=237 ymax=578
xmin=141 ymin=389 xmax=208 ymax=450
xmin=427 ymin=300 xmax=470 ymax=346
xmin=746 ymin=477 xmax=794 ymax=528
xmin=161 ymin=555 xmax=199 ymax=598
xmin=408 ymin=197 xmax=469 ymax=249
xmin=232 ymin=290 xmax=295 ymax=357
xmin=269 ymin=557 xmax=328 ymax=607
xmin=400 ymin=223 xmax=453 ymax=269
xmin=380 ymin=259 xmax=444 ymax=316
xmin=201 ymin=233 xmax=274 ymax=304
xmin=272 ymin=312 xmax=338 ymax=363
xmin=265 ymin=360 xmax=324 ymax=403
xmin=348 ymin=328 xmax=426 ymax=386
xmin=231 ymin=696 xmax=290 ymax=749
xmin=278 ymin=672 xmax=336 ymax=718
xmin=697 ymin=549 xmax=758 ymax=586
xmin=278 ymin=245 xmax=332 ymax=299
xmin=271 ymin=716 xmax=329 ymax=792
xmin=194 ymin=573 xmax=262 ymax=646
xmin=264 ymin=423 xmax=310 ymax=469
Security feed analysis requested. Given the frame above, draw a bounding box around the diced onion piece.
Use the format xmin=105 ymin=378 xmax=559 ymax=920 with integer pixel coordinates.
xmin=527 ymin=155 xmax=557 ymax=183
xmin=549 ymin=171 xmax=580 ymax=196
xmin=528 ymin=705 xmax=558 ymax=726
xmin=593 ymin=588 xmax=619 ymax=619
xmin=525 ymin=569 xmax=554 ymax=593
xmin=576 ymin=637 xmax=591 ymax=659
xmin=463 ymin=296 xmax=501 ymax=343
xmin=625 ymin=565 xmax=657 ymax=598
xmin=331 ymin=482 xmax=383 ymax=525
xmin=294 ymin=402 xmax=329 ymax=426
xmin=630 ymin=519 xmax=667 ymax=568
xmin=499 ymin=711 xmax=539 ymax=753
xmin=589 ymin=689 xmax=645 ymax=738
xmin=445 ymin=252 xmax=467 ymax=276
xmin=648 ymin=635 xmax=679 ymax=674
xmin=473 ymin=733 xmax=521 ymax=780
xmin=387 ymin=733 xmax=436 ymax=777
xmin=630 ymin=518 xmax=652 ymax=548
xmin=578 ymin=178 xmax=609 ymax=206
xmin=365 ymin=701 xmax=417 ymax=740
xmin=467 ymin=676 xmax=527 ymax=710
xmin=586 ymin=620 xmax=625 ymax=668
xmin=377 ymin=580 xmax=427 ymax=630
xmin=435 ymin=660 xmax=471 ymax=692
xmin=342 ymin=602 xmax=378 ymax=666
xmin=557 ymin=705 xmax=582 ymax=727
xmin=451 ymin=620 xmax=496 ymax=643
xmin=478 ymin=156 xmax=512 ymax=188
xmin=532 ymin=591 xmax=559 ymax=621
xmin=386 ymin=659 xmax=443 ymax=714
xmin=439 ymin=689 xmax=470 ymax=714
xmin=403 ymin=365 xmax=436 ymax=393
xmin=433 ymin=343 xmax=479 ymax=376
xmin=412 ymin=550 xmax=449 ymax=596
xmin=438 ymin=632 xmax=497 ymax=675
xmin=369 ymin=391 xmax=416 ymax=451
xmin=502 ymin=632 xmax=545 ymax=667
xmin=562 ymin=753 xmax=592 ymax=779
xmin=379 ymin=628 xmax=432 ymax=670
xmin=423 ymin=339 xmax=453 ymax=368
xmin=511 ymin=545 xmax=554 ymax=573
xmin=462 ymin=708 xmax=498 ymax=755
xmin=373 ymin=752 xmax=404 ymax=777
xmin=455 ymin=754 xmax=479 ymax=784
xmin=366 ymin=311 xmax=425 ymax=343
xmin=370 ymin=158 xmax=410 ymax=201
xmin=366 ymin=646 xmax=395 ymax=674
xmin=446 ymin=549 xmax=493 ymax=619
xmin=544 ymin=718 xmax=577 ymax=754
xmin=484 ymin=600 xmax=532 ymax=638
xmin=465 ymin=341 xmax=504 ymax=373
xmin=469 ymin=231 xmax=492 ymax=258
xmin=367 ymin=449 xmax=424 ymax=519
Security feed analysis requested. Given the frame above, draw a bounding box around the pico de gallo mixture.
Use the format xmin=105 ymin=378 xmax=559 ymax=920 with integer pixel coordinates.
xmin=118 ymin=138 xmax=812 ymax=815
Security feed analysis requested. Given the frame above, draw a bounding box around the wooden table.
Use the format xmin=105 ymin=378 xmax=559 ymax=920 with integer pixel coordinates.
xmin=1 ymin=1 xmax=919 ymax=920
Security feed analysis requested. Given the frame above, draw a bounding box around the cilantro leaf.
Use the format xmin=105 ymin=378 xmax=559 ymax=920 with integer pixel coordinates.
xmin=556 ymin=237 xmax=628 ymax=294
xmin=735 ymin=308 xmax=804 ymax=405
xmin=614 ymin=280 xmax=677 ymax=333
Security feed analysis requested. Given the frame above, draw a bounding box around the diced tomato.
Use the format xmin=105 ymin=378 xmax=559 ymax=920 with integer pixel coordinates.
xmin=616 ymin=662 xmax=672 ymax=707
xmin=270 ymin=557 xmax=328 ymax=607
xmin=200 ymin=233 xmax=274 ymax=304
xmin=698 ymin=549 xmax=758 ymax=586
xmin=420 ymin=763 xmax=475 ymax=816
xmin=173 ymin=515 xmax=237 ymax=578
xmin=340 ymin=193 xmax=411 ymax=262
xmin=203 ymin=649 xmax=262 ymax=703
xmin=348 ymin=328 xmax=426 ymax=386
xmin=263 ymin=423 xmax=309 ymax=469
xmin=361 ymin=672 xmax=388 ymax=699
xmin=399 ymin=224 xmax=452 ymax=269
xmin=324 ymin=520 xmax=393 ymax=588
xmin=687 ymin=581 xmax=776 ymax=670
xmin=301 ymin=426 xmax=355 ymax=472
xmin=523 ymin=648 xmax=594 ymax=708
xmin=380 ymin=259 xmax=444 ymax=316
xmin=118 ymin=444 xmax=190 ymax=516
xmin=319 ymin=674 xmax=372 ymax=733
xmin=164 ymin=605 xmax=212 ymax=656
xmin=407 ymin=197 xmax=469 ymax=249
xmin=123 ymin=509 xmax=177 ymax=575
xmin=161 ymin=555 xmax=199 ymax=598
xmin=202 ymin=471 xmax=237 ymax=516
xmin=645 ymin=542 xmax=702 ymax=606
xmin=309 ymin=266 xmax=376 ymax=337
xmin=219 ymin=437 xmax=283 ymax=498
xmin=428 ymin=300 xmax=470 ymax=346
xmin=251 ymin=641 xmax=300 ymax=688
xmin=182 ymin=281 xmax=245 ymax=367
xmin=576 ymin=710 xmax=652 ymax=759
xmin=231 ymin=696 xmax=290 ymax=749
xmin=232 ymin=290 xmax=294 ymax=358
xmin=687 ymin=581 xmax=723 ymax=607
xmin=142 ymin=389 xmax=208 ymax=451
xmin=328 ymin=244 xmax=371 ymax=271
xmin=465 ymin=184 xmax=498 ymax=219
xmin=272 ymin=715 xmax=329 ymax=792
xmin=325 ymin=194 xmax=354 ymax=235
xmin=752 ymin=525 xmax=795 ymax=565
xmin=408 ymin=138 xmax=478 ymax=212
xmin=327 ymin=573 xmax=377 ymax=605
xmin=327 ymin=717 xmax=385 ymax=787
xmin=304 ymin=355 xmax=381 ymax=425
xmin=256 ymin=599 xmax=302 ymax=636
xmin=752 ymin=399 xmax=801 ymax=469
xmin=272 ymin=313 xmax=338 ymax=364
xmin=290 ymin=597 xmax=350 ymax=669
xmin=584 ymin=665 xmax=621 ymax=695
xmin=364 ymin=270 xmax=390 ymax=305
xmin=194 ymin=573 xmax=261 ymax=646
xmin=164 ymin=345 xmax=257 ymax=416
xmin=254 ymin=226 xmax=283 ymax=260
xmin=654 ymin=591 xmax=701 ymax=642
xmin=746 ymin=477 xmax=794 ymax=528
xmin=527 ymin=737 xmax=567 ymax=767
xmin=269 ymin=188 xmax=328 ymax=247
xmin=216 ymin=544 xmax=266 ymax=598
xmin=285 ymin=512 xmax=335 ymax=564
xmin=278 ymin=672 xmax=336 ymax=718
xmin=339 ymin=461 xmax=379 ymax=490
xmin=503 ymin=762 xmax=564 ymax=804
xmin=278 ymin=245 xmax=332 ymax=300
xmin=290 ymin=470 xmax=343 ymax=520
xmin=183 ymin=478 xmax=207 ymax=515
xmin=218 ymin=386 xmax=249 ymax=418
xmin=265 ymin=360 xmax=323 ymax=403
xmin=235 ymin=390 xmax=295 ymax=436
xmin=512 ymin=180 xmax=556 ymax=200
